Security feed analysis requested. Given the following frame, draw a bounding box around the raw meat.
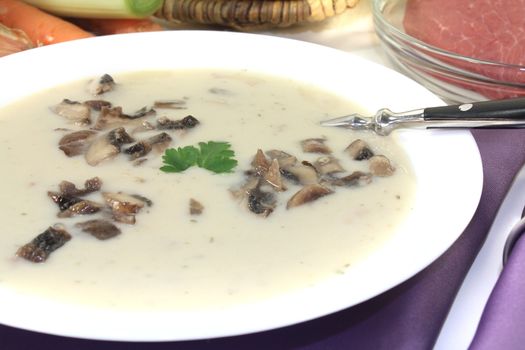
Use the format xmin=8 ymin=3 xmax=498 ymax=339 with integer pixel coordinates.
xmin=403 ymin=0 xmax=525 ymax=98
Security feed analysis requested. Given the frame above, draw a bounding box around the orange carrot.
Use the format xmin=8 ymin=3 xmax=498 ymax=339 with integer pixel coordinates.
xmin=74 ymin=18 xmax=164 ymax=35
xmin=0 ymin=0 xmax=93 ymax=46
xmin=0 ymin=22 xmax=33 ymax=56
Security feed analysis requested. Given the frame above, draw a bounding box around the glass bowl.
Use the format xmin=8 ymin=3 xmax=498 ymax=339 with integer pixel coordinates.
xmin=372 ymin=0 xmax=525 ymax=103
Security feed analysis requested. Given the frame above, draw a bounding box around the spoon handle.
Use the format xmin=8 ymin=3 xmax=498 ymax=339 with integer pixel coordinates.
xmin=425 ymin=97 xmax=525 ymax=123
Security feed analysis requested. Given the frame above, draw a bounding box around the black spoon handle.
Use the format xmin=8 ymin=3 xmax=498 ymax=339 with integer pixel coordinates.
xmin=424 ymin=98 xmax=525 ymax=122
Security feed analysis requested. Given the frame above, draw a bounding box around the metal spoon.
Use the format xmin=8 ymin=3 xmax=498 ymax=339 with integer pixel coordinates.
xmin=320 ymin=97 xmax=525 ymax=136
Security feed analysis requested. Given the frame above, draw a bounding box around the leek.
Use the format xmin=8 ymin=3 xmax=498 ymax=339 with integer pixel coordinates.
xmin=22 ymin=0 xmax=163 ymax=19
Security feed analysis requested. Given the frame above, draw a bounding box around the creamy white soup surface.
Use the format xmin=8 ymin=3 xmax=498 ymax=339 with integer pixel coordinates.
xmin=0 ymin=70 xmax=415 ymax=311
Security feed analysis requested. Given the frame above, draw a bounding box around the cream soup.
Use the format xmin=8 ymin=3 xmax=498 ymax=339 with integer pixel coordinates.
xmin=0 ymin=70 xmax=415 ymax=311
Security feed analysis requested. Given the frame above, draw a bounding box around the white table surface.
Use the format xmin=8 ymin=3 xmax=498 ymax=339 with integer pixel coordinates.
xmin=256 ymin=1 xmax=525 ymax=349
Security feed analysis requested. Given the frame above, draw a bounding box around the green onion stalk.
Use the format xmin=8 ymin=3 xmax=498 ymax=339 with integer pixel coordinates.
xmin=23 ymin=0 xmax=163 ymax=18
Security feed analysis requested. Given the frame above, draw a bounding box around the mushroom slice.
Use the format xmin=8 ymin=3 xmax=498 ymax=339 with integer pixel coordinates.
xmin=58 ymin=177 xmax=102 ymax=196
xmin=264 ymin=159 xmax=286 ymax=191
xmin=345 ymin=139 xmax=374 ymax=160
xmin=123 ymin=106 xmax=156 ymax=119
xmin=93 ymin=106 xmax=126 ymax=130
xmin=103 ymin=192 xmax=146 ymax=215
xmin=113 ymin=212 xmax=137 ymax=225
xmin=47 ymin=191 xmax=102 ymax=218
xmin=85 ymin=133 xmax=120 ymax=166
xmin=247 ymin=186 xmax=276 ymax=217
xmin=154 ymin=99 xmax=187 ymax=109
xmin=94 ymin=106 xmax=152 ymax=129
xmin=84 ymin=100 xmax=112 ymax=111
xmin=76 ymin=219 xmax=121 ymax=240
xmin=156 ymin=115 xmax=200 ymax=130
xmin=58 ymin=130 xmax=97 ymax=157
xmin=124 ymin=132 xmax=172 ymax=159
xmin=84 ymin=127 xmax=133 ymax=165
xmin=251 ymin=149 xmax=270 ymax=175
xmin=281 ymin=163 xmax=318 ymax=185
xmin=369 ymin=155 xmax=395 ymax=177
xmin=103 ymin=192 xmax=147 ymax=224
xmin=48 ymin=191 xmax=82 ymax=211
xmin=125 ymin=141 xmax=152 ymax=160
xmin=313 ymin=156 xmax=345 ymax=175
xmin=325 ymin=171 xmax=372 ymax=187
xmin=57 ymin=199 xmax=103 ymax=218
xmin=108 ymin=127 xmax=134 ymax=147
xmin=51 ymin=99 xmax=91 ymax=126
xmin=286 ymin=184 xmax=333 ymax=209
xmin=266 ymin=150 xmax=297 ymax=168
xmin=16 ymin=224 xmax=71 ymax=263
xmin=190 ymin=198 xmax=204 ymax=215
xmin=88 ymin=74 xmax=115 ymax=95
xmin=301 ymin=138 xmax=331 ymax=154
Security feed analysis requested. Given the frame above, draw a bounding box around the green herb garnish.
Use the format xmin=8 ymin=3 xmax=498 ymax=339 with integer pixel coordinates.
xmin=160 ymin=141 xmax=238 ymax=174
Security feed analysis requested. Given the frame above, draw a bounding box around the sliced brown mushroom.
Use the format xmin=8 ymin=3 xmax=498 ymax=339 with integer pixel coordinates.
xmin=85 ymin=134 xmax=119 ymax=166
xmin=58 ymin=130 xmax=97 ymax=157
xmin=48 ymin=191 xmax=82 ymax=211
xmin=230 ymin=175 xmax=276 ymax=217
xmin=154 ymin=99 xmax=187 ymax=109
xmin=265 ymin=150 xmax=297 ymax=168
xmin=124 ymin=132 xmax=172 ymax=159
xmin=189 ymin=198 xmax=204 ymax=215
xmin=108 ymin=127 xmax=134 ymax=147
xmin=281 ymin=162 xmax=319 ymax=185
xmin=76 ymin=219 xmax=121 ymax=240
xmin=247 ymin=185 xmax=276 ymax=217
xmin=112 ymin=211 xmax=137 ymax=225
xmin=345 ymin=139 xmax=374 ymax=160
xmin=251 ymin=149 xmax=270 ymax=175
xmin=16 ymin=224 xmax=71 ymax=263
xmin=369 ymin=155 xmax=395 ymax=177
xmin=93 ymin=107 xmax=153 ymax=130
xmin=56 ymin=199 xmax=103 ymax=218
xmin=58 ymin=177 xmax=102 ymax=196
xmin=156 ymin=115 xmax=200 ymax=130
xmin=85 ymin=127 xmax=133 ymax=166
xmin=324 ymin=171 xmax=373 ymax=187
xmin=313 ymin=156 xmax=345 ymax=175
xmin=88 ymin=74 xmax=115 ymax=95
xmin=93 ymin=106 xmax=126 ymax=130
xmin=103 ymin=192 xmax=147 ymax=224
xmin=286 ymin=184 xmax=333 ymax=209
xmin=123 ymin=106 xmax=156 ymax=119
xmin=264 ymin=159 xmax=286 ymax=192
xmin=51 ymin=99 xmax=91 ymax=126
xmin=301 ymin=138 xmax=331 ymax=154
xmin=84 ymin=99 xmax=112 ymax=111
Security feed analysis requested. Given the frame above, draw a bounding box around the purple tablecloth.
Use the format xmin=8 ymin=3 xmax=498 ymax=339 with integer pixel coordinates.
xmin=3 ymin=129 xmax=525 ymax=350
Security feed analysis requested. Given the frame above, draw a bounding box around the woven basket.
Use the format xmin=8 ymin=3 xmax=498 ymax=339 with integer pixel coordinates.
xmin=155 ymin=0 xmax=360 ymax=30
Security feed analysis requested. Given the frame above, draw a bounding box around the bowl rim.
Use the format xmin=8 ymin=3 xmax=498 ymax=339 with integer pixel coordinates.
xmin=0 ymin=30 xmax=483 ymax=341
xmin=372 ymin=0 xmax=525 ymax=70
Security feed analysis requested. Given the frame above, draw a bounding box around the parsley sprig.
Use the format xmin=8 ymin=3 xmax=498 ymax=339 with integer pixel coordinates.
xmin=160 ymin=141 xmax=238 ymax=174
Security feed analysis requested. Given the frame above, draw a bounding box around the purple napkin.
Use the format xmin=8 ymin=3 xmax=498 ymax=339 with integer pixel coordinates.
xmin=2 ymin=129 xmax=525 ymax=350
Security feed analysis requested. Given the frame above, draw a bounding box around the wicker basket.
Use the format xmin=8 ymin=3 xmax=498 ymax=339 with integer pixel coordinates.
xmin=155 ymin=0 xmax=360 ymax=30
